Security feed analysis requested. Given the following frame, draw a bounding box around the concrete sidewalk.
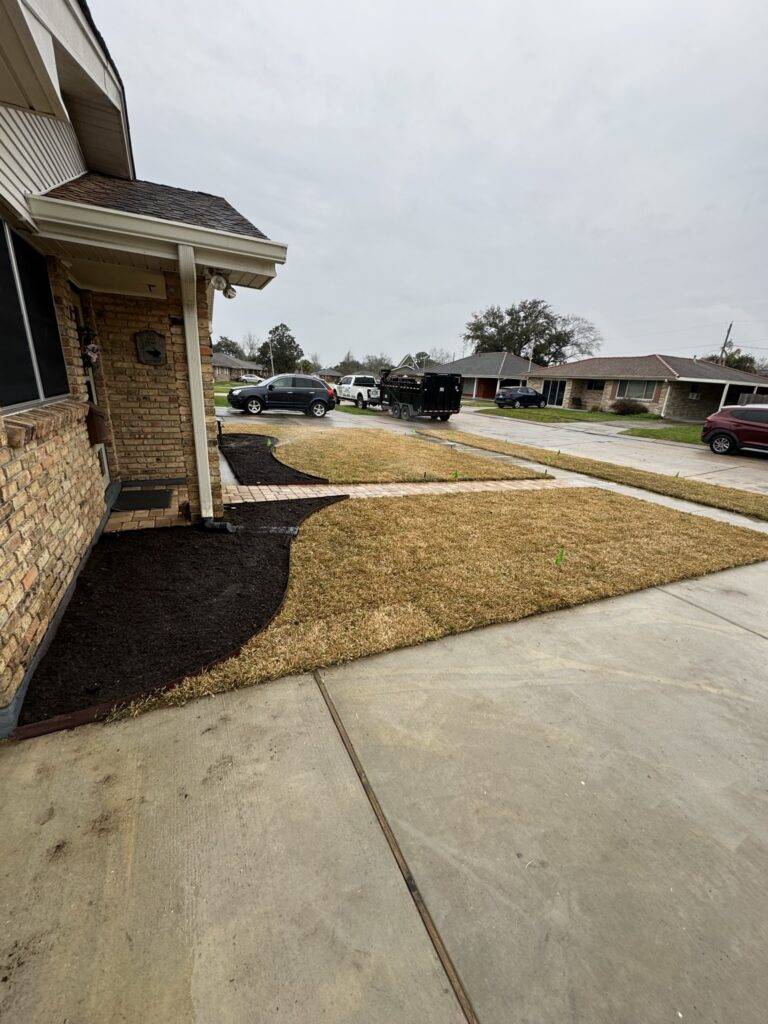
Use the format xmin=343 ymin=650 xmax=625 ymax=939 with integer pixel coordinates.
xmin=2 ymin=563 xmax=767 ymax=1022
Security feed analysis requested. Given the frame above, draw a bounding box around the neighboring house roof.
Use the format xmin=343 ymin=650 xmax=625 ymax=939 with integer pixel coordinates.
xmin=45 ymin=173 xmax=268 ymax=240
xmin=318 ymin=367 xmax=341 ymax=377
xmin=432 ymin=352 xmax=545 ymax=377
xmin=212 ymin=352 xmax=262 ymax=370
xmin=534 ymin=354 xmax=768 ymax=385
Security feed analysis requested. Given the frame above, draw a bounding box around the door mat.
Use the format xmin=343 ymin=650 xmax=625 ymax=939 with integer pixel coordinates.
xmin=113 ymin=488 xmax=173 ymax=511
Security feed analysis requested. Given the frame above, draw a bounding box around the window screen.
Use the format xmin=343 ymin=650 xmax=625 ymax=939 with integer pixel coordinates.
xmin=617 ymin=380 xmax=655 ymax=400
xmin=0 ymin=227 xmax=38 ymax=408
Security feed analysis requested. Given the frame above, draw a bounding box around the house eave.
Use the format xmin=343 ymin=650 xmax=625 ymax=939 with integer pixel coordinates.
xmin=26 ymin=193 xmax=287 ymax=286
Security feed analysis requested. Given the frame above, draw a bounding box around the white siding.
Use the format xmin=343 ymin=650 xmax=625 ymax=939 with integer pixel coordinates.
xmin=0 ymin=104 xmax=85 ymax=224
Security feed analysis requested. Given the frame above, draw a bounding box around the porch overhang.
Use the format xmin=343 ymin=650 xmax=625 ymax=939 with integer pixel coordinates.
xmin=26 ymin=193 xmax=287 ymax=289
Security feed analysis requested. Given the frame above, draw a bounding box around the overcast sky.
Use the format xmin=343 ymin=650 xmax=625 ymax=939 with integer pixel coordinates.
xmin=92 ymin=0 xmax=768 ymax=367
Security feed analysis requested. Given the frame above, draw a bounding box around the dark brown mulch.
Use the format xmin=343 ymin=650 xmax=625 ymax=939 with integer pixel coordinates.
xmin=18 ymin=498 xmax=340 ymax=728
xmin=219 ymin=432 xmax=327 ymax=485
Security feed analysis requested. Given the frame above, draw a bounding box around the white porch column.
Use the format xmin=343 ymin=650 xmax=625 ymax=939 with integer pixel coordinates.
xmin=178 ymin=243 xmax=214 ymax=520
xmin=472 ymin=378 xmax=478 ymax=398
xmin=717 ymin=382 xmax=729 ymax=410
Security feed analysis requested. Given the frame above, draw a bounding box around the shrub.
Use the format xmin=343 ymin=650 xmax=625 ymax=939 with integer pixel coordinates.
xmin=611 ymin=398 xmax=648 ymax=415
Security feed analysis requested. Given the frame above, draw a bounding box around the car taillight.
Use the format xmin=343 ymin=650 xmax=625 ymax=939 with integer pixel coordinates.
xmin=327 ymin=387 xmax=334 ymax=398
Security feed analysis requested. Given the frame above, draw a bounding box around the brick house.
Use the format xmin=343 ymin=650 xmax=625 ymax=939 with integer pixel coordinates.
xmin=432 ymin=352 xmax=546 ymax=398
xmin=0 ymin=0 xmax=286 ymax=733
xmin=212 ymin=351 xmax=264 ymax=381
xmin=527 ymin=355 xmax=768 ymax=420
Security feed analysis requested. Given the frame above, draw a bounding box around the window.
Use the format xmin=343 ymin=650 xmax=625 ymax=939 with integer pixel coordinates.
xmin=271 ymin=376 xmax=292 ymax=388
xmin=355 ymin=376 xmax=376 ymax=386
xmin=0 ymin=221 xmax=69 ymax=410
xmin=617 ymin=379 xmax=656 ymax=400
xmin=732 ymin=408 xmax=768 ymax=423
xmin=340 ymin=376 xmax=352 ymax=385
xmin=585 ymin=379 xmax=605 ymax=391
xmin=688 ymin=385 xmax=701 ymax=400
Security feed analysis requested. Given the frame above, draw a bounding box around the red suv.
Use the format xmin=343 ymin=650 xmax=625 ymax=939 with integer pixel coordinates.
xmin=702 ymin=404 xmax=768 ymax=455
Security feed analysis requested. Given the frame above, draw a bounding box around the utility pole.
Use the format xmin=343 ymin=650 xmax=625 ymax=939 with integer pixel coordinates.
xmin=718 ymin=322 xmax=733 ymax=364
xmin=268 ymin=336 xmax=275 ymax=376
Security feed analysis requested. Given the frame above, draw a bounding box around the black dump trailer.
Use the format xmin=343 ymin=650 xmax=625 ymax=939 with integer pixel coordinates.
xmin=379 ymin=368 xmax=463 ymax=421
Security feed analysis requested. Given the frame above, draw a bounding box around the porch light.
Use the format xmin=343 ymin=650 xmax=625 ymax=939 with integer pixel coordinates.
xmin=223 ymin=283 xmax=237 ymax=300
xmin=209 ymin=271 xmax=228 ymax=290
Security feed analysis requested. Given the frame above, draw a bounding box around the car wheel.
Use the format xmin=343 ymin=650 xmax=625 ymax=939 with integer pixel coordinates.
xmin=355 ymin=395 xmax=366 ymax=409
xmin=309 ymin=400 xmax=328 ymax=418
xmin=709 ymin=433 xmax=737 ymax=455
xmin=245 ymin=397 xmax=263 ymax=415
xmin=513 ymin=400 xmax=522 ymax=408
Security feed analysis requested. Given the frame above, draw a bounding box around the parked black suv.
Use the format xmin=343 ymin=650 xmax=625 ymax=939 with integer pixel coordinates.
xmin=495 ymin=386 xmax=546 ymax=409
xmin=227 ymin=374 xmax=336 ymax=417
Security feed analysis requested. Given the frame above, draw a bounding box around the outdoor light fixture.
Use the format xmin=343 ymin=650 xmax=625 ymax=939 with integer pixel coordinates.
xmin=223 ymin=283 xmax=237 ymax=300
xmin=209 ymin=272 xmax=228 ymax=291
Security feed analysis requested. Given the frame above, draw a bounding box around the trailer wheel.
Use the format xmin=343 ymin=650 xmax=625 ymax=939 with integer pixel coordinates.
xmin=439 ymin=412 xmax=451 ymax=421
xmin=430 ymin=413 xmax=438 ymax=420
xmin=399 ymin=404 xmax=412 ymax=420
xmin=390 ymin=403 xmax=400 ymax=418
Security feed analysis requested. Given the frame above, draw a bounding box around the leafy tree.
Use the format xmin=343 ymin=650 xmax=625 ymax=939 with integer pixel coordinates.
xmin=336 ymin=350 xmax=364 ymax=374
xmin=297 ymin=358 xmax=317 ymax=373
xmin=703 ymin=345 xmax=757 ymax=373
xmin=463 ymin=299 xmax=602 ymax=366
xmin=256 ymin=324 xmax=303 ymax=375
xmin=213 ymin=335 xmax=247 ymax=360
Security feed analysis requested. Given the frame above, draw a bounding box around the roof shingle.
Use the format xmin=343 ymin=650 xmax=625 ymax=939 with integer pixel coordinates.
xmin=44 ymin=173 xmax=268 ymax=240
xmin=533 ymin=354 xmax=768 ymax=385
xmin=432 ymin=352 xmax=545 ymax=377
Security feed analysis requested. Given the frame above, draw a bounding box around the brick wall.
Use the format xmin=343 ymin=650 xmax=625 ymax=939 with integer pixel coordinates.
xmin=92 ymin=271 xmax=222 ymax=519
xmin=662 ymin=382 xmax=722 ymax=421
xmin=0 ymin=261 xmax=105 ymax=708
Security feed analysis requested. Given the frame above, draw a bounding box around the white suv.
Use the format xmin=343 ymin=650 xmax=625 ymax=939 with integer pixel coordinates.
xmin=334 ymin=374 xmax=380 ymax=408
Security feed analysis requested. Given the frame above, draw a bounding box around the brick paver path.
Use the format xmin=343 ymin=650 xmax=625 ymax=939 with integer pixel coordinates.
xmin=222 ymin=477 xmax=586 ymax=504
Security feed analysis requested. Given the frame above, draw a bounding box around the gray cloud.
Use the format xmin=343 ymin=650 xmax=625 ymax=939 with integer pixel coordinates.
xmin=92 ymin=0 xmax=768 ymax=364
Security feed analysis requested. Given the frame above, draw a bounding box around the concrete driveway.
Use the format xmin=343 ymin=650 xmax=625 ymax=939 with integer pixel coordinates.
xmin=218 ymin=403 xmax=768 ymax=494
xmin=2 ymin=562 xmax=767 ymax=1023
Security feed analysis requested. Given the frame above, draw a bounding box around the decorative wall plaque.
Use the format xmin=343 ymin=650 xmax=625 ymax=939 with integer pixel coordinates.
xmin=134 ymin=329 xmax=167 ymax=366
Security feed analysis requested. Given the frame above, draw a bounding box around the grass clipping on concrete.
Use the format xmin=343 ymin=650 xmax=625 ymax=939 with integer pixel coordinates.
xmin=418 ymin=427 xmax=768 ymax=522
xmin=122 ymin=488 xmax=768 ymax=717
xmin=222 ymin=420 xmax=543 ymax=483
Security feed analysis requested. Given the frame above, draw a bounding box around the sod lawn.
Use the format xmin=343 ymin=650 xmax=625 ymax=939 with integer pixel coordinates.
xmin=476 ymin=407 xmax=661 ymax=423
xmin=222 ymin=421 xmax=544 ymax=483
xmin=123 ymin=488 xmax=768 ymax=718
xmin=418 ymin=427 xmax=768 ymax=521
xmin=622 ymin=424 xmax=704 ymax=445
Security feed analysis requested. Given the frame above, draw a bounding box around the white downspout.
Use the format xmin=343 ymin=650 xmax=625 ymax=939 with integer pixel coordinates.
xmin=472 ymin=378 xmax=478 ymax=398
xmin=717 ymin=382 xmax=729 ymax=411
xmin=178 ymin=243 xmax=214 ymax=520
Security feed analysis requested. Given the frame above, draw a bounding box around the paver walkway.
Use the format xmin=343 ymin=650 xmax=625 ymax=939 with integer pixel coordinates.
xmin=222 ymin=476 xmax=583 ymax=503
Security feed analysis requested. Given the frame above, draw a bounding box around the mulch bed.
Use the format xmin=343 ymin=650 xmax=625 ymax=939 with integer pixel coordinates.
xmin=219 ymin=432 xmax=327 ymax=485
xmin=17 ymin=498 xmax=340 ymax=733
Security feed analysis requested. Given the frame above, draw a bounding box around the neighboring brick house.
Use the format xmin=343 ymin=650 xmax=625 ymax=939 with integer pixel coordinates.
xmin=212 ymin=351 xmax=264 ymax=381
xmin=527 ymin=355 xmax=768 ymax=420
xmin=432 ymin=352 xmax=546 ymax=398
xmin=0 ymin=0 xmax=286 ymax=733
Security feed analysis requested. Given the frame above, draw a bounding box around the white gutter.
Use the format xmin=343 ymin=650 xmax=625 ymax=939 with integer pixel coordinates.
xmin=178 ymin=243 xmax=214 ymax=520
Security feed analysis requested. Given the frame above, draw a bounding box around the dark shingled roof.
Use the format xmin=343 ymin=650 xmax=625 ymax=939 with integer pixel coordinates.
xmin=534 ymin=354 xmax=768 ymax=385
xmin=432 ymin=352 xmax=545 ymax=377
xmin=45 ymin=173 xmax=268 ymax=240
xmin=212 ymin=352 xmax=262 ymax=370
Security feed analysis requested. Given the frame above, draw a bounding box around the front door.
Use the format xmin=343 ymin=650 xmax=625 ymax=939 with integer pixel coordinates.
xmin=543 ymin=380 xmax=565 ymax=406
xmin=73 ymin=293 xmax=110 ymax=488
